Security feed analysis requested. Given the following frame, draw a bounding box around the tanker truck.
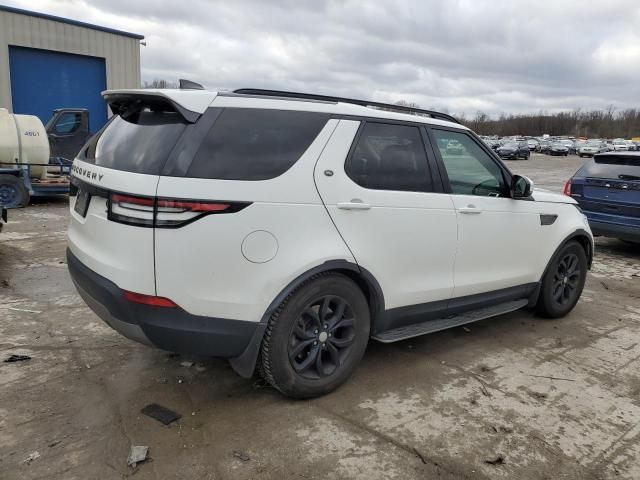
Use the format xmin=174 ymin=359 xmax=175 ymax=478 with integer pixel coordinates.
xmin=0 ymin=107 xmax=91 ymax=208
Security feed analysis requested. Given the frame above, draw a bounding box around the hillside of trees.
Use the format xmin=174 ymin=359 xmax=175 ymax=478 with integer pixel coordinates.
xmin=458 ymin=108 xmax=640 ymax=139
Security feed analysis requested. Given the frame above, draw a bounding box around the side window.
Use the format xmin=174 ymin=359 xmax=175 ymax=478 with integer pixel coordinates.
xmin=54 ymin=112 xmax=82 ymax=134
xmin=431 ymin=129 xmax=507 ymax=197
xmin=187 ymin=108 xmax=329 ymax=181
xmin=345 ymin=122 xmax=432 ymax=192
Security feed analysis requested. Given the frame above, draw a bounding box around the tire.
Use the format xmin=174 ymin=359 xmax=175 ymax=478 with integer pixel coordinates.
xmin=536 ymin=241 xmax=587 ymax=318
xmin=259 ymin=273 xmax=370 ymax=398
xmin=0 ymin=174 xmax=30 ymax=208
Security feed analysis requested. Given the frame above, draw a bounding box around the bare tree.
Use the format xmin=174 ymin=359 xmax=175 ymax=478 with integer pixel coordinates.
xmin=143 ymin=79 xmax=178 ymax=89
xmin=462 ymin=108 xmax=640 ymax=138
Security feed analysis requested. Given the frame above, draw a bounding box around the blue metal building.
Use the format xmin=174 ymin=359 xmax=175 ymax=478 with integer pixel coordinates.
xmin=0 ymin=5 xmax=143 ymax=134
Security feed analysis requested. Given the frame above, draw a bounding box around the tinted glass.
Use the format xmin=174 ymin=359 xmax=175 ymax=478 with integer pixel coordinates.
xmin=345 ymin=122 xmax=432 ymax=192
xmin=578 ymin=156 xmax=640 ymax=179
xmin=82 ymin=111 xmax=187 ymax=175
xmin=187 ymin=108 xmax=328 ymax=181
xmin=55 ymin=112 xmax=81 ymax=134
xmin=432 ymin=129 xmax=506 ymax=196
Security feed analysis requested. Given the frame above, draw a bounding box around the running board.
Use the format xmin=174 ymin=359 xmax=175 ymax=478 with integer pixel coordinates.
xmin=372 ymin=299 xmax=528 ymax=343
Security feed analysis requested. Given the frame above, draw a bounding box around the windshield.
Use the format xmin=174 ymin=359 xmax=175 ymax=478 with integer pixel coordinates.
xmin=502 ymin=142 xmax=517 ymax=148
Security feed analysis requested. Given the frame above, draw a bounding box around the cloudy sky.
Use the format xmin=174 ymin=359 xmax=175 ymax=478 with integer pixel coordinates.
xmin=5 ymin=0 xmax=640 ymax=117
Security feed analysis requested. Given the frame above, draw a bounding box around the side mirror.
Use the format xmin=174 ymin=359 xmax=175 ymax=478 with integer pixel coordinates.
xmin=511 ymin=175 xmax=533 ymax=199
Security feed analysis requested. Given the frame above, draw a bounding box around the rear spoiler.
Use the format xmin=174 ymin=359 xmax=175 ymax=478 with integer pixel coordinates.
xmin=102 ymin=90 xmax=205 ymax=123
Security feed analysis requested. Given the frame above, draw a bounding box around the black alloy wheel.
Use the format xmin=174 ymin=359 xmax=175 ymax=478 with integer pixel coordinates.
xmin=536 ymin=241 xmax=587 ymax=318
xmin=551 ymin=253 xmax=581 ymax=306
xmin=259 ymin=273 xmax=370 ymax=398
xmin=288 ymin=295 xmax=355 ymax=379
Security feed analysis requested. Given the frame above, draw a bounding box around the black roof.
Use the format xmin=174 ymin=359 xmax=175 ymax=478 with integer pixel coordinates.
xmin=0 ymin=5 xmax=144 ymax=39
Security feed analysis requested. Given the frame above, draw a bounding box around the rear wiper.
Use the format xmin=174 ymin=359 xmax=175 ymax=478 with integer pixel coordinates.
xmin=619 ymin=174 xmax=640 ymax=181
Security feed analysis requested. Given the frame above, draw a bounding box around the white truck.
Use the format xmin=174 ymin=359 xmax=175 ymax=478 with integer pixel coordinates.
xmin=0 ymin=107 xmax=91 ymax=207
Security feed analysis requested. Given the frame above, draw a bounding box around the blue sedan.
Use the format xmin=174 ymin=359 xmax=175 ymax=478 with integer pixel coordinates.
xmin=564 ymin=152 xmax=640 ymax=243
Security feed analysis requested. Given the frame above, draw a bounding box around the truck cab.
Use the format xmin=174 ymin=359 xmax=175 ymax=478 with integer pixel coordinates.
xmin=46 ymin=109 xmax=91 ymax=161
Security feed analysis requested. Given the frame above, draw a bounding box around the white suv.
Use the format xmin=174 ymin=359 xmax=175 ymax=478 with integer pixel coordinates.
xmin=67 ymin=88 xmax=593 ymax=398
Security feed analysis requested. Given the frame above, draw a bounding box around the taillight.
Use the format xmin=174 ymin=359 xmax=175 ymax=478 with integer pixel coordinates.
xmin=563 ymin=179 xmax=572 ymax=196
xmin=108 ymin=193 xmax=155 ymax=227
xmin=123 ymin=290 xmax=177 ymax=308
xmin=107 ymin=192 xmax=250 ymax=228
xmin=155 ymin=198 xmax=248 ymax=228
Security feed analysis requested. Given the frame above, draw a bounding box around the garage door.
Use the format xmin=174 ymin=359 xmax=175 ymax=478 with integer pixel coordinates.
xmin=9 ymin=46 xmax=107 ymax=134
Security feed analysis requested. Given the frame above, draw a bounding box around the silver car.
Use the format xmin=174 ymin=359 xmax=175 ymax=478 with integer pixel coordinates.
xmin=578 ymin=141 xmax=608 ymax=157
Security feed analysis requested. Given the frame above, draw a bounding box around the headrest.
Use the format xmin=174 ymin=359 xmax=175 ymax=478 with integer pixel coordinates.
xmin=378 ymin=144 xmax=416 ymax=175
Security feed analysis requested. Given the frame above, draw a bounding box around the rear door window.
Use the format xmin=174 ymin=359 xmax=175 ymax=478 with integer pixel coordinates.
xmin=186 ymin=108 xmax=329 ymax=181
xmin=82 ymin=110 xmax=187 ymax=175
xmin=345 ymin=122 xmax=433 ymax=192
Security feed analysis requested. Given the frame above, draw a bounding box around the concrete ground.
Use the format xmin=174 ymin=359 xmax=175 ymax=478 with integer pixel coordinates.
xmin=1 ymin=153 xmax=639 ymax=479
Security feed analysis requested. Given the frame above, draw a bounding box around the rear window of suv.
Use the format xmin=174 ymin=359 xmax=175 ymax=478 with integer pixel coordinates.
xmin=83 ymin=111 xmax=187 ymax=175
xmin=186 ymin=108 xmax=329 ymax=181
xmin=578 ymin=155 xmax=640 ymax=179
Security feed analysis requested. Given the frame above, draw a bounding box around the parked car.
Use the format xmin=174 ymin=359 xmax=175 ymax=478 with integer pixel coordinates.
xmin=527 ymin=139 xmax=539 ymax=151
xmin=496 ymin=141 xmax=530 ymax=160
xmin=488 ymin=139 xmax=501 ymax=151
xmin=565 ymin=152 xmax=639 ymax=243
xmin=573 ymin=140 xmax=587 ymax=154
xmin=624 ymin=140 xmax=637 ymax=151
xmin=578 ymin=141 xmax=608 ymax=157
xmin=559 ymin=139 xmax=575 ymax=154
xmin=612 ymin=139 xmax=629 ymax=151
xmin=548 ymin=142 xmax=569 ymax=156
xmin=538 ymin=140 xmax=551 ymax=153
xmin=446 ymin=139 xmax=465 ymax=155
xmin=67 ymin=87 xmax=593 ymax=398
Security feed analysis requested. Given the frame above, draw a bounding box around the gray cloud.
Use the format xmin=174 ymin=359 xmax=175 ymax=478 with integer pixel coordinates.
xmin=7 ymin=0 xmax=640 ymax=116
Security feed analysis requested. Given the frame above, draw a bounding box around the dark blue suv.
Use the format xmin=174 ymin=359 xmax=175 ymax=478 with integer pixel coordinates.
xmin=565 ymin=152 xmax=640 ymax=243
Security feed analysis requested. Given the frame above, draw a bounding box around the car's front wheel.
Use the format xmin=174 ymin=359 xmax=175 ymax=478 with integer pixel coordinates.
xmin=259 ymin=273 xmax=370 ymax=398
xmin=536 ymin=241 xmax=587 ymax=318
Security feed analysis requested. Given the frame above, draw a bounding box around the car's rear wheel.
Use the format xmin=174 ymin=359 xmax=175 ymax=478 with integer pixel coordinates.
xmin=536 ymin=241 xmax=587 ymax=318
xmin=259 ymin=273 xmax=370 ymax=398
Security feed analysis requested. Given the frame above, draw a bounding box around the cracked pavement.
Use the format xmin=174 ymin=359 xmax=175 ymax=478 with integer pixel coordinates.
xmin=1 ymin=153 xmax=639 ymax=479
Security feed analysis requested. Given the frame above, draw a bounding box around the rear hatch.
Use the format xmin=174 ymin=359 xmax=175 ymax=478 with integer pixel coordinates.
xmin=68 ymin=92 xmax=210 ymax=295
xmin=572 ymin=154 xmax=640 ymax=222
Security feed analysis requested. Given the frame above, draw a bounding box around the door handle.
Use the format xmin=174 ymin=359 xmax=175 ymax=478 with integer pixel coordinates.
xmin=458 ymin=205 xmax=482 ymax=214
xmin=337 ymin=200 xmax=371 ymax=210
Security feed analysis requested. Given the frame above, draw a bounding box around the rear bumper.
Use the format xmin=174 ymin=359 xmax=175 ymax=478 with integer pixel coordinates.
xmin=67 ymin=248 xmax=258 ymax=357
xmin=587 ymin=219 xmax=640 ymax=242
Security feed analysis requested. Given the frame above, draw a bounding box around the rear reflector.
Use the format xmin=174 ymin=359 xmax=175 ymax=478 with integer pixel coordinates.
xmin=563 ymin=179 xmax=572 ymax=196
xmin=123 ymin=290 xmax=178 ymax=308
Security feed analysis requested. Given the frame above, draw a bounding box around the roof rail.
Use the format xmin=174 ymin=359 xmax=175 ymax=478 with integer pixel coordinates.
xmin=233 ymin=88 xmax=460 ymax=124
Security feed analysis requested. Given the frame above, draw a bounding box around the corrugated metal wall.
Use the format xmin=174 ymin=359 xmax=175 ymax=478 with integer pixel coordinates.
xmin=0 ymin=8 xmax=141 ymax=113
